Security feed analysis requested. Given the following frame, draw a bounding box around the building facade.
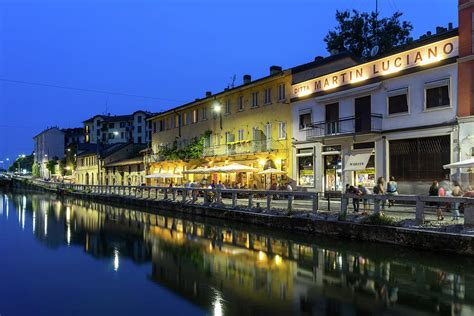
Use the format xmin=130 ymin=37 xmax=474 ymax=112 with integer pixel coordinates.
xmin=83 ymin=110 xmax=153 ymax=145
xmin=33 ymin=127 xmax=66 ymax=179
xmin=291 ymin=29 xmax=459 ymax=195
xmin=148 ymin=66 xmax=293 ymax=188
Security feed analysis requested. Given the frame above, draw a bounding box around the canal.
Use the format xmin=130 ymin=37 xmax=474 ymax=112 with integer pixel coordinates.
xmin=1 ymin=190 xmax=474 ymax=315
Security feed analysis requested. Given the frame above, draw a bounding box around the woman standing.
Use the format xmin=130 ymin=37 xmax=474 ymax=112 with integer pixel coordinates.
xmin=386 ymin=176 xmax=398 ymax=207
xmin=451 ymin=181 xmax=463 ymax=221
xmin=374 ymin=177 xmax=386 ymax=212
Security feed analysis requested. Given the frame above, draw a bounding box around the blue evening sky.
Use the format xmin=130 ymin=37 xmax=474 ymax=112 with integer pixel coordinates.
xmin=0 ymin=0 xmax=457 ymax=164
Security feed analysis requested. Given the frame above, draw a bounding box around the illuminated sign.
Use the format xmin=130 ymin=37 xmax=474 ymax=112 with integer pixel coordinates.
xmin=292 ymin=36 xmax=459 ymax=98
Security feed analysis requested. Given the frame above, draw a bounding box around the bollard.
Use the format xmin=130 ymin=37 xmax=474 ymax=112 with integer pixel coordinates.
xmin=415 ymin=197 xmax=424 ymax=225
xmin=232 ymin=192 xmax=237 ymax=208
xmin=267 ymin=194 xmax=271 ymax=212
xmin=287 ymin=193 xmax=293 ymax=212
xmin=312 ymin=194 xmax=318 ymax=213
xmin=340 ymin=195 xmax=348 ymax=218
xmin=374 ymin=196 xmax=380 ymax=215
xmin=464 ymin=203 xmax=474 ymax=229
xmin=248 ymin=194 xmax=253 ymax=210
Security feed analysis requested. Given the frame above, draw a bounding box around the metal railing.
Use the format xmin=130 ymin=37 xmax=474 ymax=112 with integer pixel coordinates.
xmin=306 ymin=113 xmax=383 ymax=139
xmin=16 ymin=178 xmax=474 ymax=229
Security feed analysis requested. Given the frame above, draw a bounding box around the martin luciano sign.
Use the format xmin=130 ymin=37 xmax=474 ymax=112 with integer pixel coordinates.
xmin=291 ymin=36 xmax=459 ymax=98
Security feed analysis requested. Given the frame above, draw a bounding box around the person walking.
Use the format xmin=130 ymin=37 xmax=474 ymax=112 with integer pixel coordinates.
xmin=386 ymin=176 xmax=398 ymax=207
xmin=358 ymin=184 xmax=368 ymax=213
xmin=350 ymin=185 xmax=361 ymax=213
xmin=429 ymin=181 xmax=443 ymax=221
xmin=374 ymin=177 xmax=386 ymax=212
xmin=451 ymin=181 xmax=463 ymax=221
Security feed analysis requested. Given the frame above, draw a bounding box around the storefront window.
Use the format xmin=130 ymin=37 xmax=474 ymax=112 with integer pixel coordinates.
xmin=324 ymin=155 xmax=342 ymax=191
xmin=297 ymin=149 xmax=314 ymax=187
xmin=353 ymin=142 xmax=375 ymax=188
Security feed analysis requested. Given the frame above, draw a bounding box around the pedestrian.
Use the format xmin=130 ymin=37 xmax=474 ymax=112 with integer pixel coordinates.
xmin=451 ymin=181 xmax=463 ymax=221
xmin=429 ymin=181 xmax=443 ymax=221
xmin=211 ymin=180 xmax=216 ymax=189
xmin=350 ymin=185 xmax=360 ymax=213
xmin=386 ymin=176 xmax=398 ymax=207
xmin=373 ymin=176 xmax=386 ymax=211
xmin=358 ymin=184 xmax=368 ymax=213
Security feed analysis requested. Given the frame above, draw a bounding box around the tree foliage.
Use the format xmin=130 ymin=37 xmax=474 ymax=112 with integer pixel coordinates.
xmin=8 ymin=154 xmax=34 ymax=172
xmin=324 ymin=10 xmax=413 ymax=59
xmin=159 ymin=130 xmax=211 ymax=161
xmin=32 ymin=163 xmax=40 ymax=177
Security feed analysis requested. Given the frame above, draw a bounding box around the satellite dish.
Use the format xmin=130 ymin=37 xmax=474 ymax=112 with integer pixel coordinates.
xmin=370 ymin=45 xmax=379 ymax=57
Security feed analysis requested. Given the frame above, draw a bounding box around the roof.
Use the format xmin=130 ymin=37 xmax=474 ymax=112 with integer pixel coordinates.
xmin=291 ymin=51 xmax=360 ymax=75
xmin=104 ymin=157 xmax=143 ymax=167
xmin=62 ymin=127 xmax=84 ymax=135
xmin=147 ymin=69 xmax=291 ymax=121
xmin=76 ymin=143 xmax=127 ymax=158
xmin=32 ymin=127 xmax=65 ymax=139
xmin=83 ymin=111 xmax=155 ymax=123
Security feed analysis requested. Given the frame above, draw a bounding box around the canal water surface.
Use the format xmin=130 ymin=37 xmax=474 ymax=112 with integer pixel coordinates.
xmin=1 ymin=190 xmax=474 ymax=315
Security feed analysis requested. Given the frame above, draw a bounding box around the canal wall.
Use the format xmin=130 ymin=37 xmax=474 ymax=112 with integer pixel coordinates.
xmin=10 ymin=179 xmax=474 ymax=257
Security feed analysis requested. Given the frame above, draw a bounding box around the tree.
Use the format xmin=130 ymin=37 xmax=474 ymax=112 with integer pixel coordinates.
xmin=324 ymin=10 xmax=413 ymax=59
xmin=8 ymin=154 xmax=34 ymax=173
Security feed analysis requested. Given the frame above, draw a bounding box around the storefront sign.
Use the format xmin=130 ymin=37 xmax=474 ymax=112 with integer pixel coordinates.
xmin=292 ymin=36 xmax=459 ymax=98
xmin=344 ymin=150 xmax=373 ymax=171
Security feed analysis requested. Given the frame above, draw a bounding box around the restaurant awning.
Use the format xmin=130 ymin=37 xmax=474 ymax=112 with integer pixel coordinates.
xmin=214 ymin=163 xmax=258 ymax=173
xmin=344 ymin=149 xmax=373 ymax=171
xmin=182 ymin=167 xmax=212 ymax=174
xmin=258 ymin=168 xmax=287 ymax=175
xmin=443 ymin=158 xmax=474 ymax=169
xmin=145 ymin=173 xmax=183 ymax=179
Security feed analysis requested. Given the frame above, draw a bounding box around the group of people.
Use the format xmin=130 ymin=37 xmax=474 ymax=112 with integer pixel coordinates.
xmin=345 ymin=176 xmax=399 ymax=213
xmin=429 ymin=180 xmax=465 ymax=221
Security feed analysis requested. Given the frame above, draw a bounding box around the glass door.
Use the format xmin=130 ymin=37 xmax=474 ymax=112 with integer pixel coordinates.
xmin=324 ymin=154 xmax=342 ymax=192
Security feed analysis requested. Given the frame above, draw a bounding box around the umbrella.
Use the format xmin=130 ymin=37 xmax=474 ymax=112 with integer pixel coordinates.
xmin=443 ymin=158 xmax=474 ymax=169
xmin=257 ymin=168 xmax=287 ymax=175
xmin=145 ymin=173 xmax=183 ymax=179
xmin=182 ymin=167 xmax=213 ymax=174
xmin=214 ymin=163 xmax=258 ymax=173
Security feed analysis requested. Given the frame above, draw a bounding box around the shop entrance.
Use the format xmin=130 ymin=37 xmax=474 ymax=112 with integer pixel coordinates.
xmin=323 ymin=154 xmax=342 ymax=193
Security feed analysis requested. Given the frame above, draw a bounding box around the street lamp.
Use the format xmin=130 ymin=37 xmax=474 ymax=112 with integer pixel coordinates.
xmin=213 ymin=102 xmax=223 ymax=130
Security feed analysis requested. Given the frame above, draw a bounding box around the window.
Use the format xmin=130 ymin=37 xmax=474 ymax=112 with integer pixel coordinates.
xmin=137 ymin=126 xmax=142 ymax=133
xmin=215 ymin=133 xmax=221 ymax=146
xmin=425 ymin=79 xmax=450 ymax=109
xmin=225 ymin=132 xmax=234 ymax=143
xmin=278 ymin=122 xmax=287 ymax=139
xmin=389 ymin=136 xmax=450 ymax=181
xmin=153 ymin=122 xmax=157 ymax=133
xmin=108 ymin=133 xmax=113 ymax=139
xmin=174 ymin=115 xmax=180 ymax=128
xmin=109 ymin=123 xmax=114 ymax=128
xmin=264 ymin=88 xmax=272 ymax=104
xmin=137 ymin=116 xmax=142 ymax=123
xmin=278 ymin=83 xmax=286 ymax=101
xmin=120 ymin=122 xmax=126 ymax=128
xmin=225 ymin=99 xmax=231 ymax=114
xmin=193 ymin=109 xmax=198 ymax=123
xmin=265 ymin=123 xmax=272 ymax=141
xmin=238 ymin=129 xmax=244 ymax=141
xmin=138 ymin=136 xmax=142 ymax=143
xmin=388 ymin=88 xmax=409 ymax=115
xmin=297 ymin=148 xmax=314 ymax=187
xmin=158 ymin=120 xmax=164 ymax=132
xmin=238 ymin=96 xmax=244 ymax=111
xmin=252 ymin=92 xmax=259 ymax=107
xmin=201 ymin=107 xmax=208 ymax=120
xmin=299 ymin=112 xmax=311 ymax=130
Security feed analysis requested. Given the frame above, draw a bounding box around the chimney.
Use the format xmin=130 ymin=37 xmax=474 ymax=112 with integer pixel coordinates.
xmin=243 ymin=74 xmax=251 ymax=84
xmin=448 ymin=22 xmax=453 ymax=30
xmin=427 ymin=31 xmax=432 ymax=36
xmin=205 ymin=91 xmax=212 ymax=97
xmin=269 ymin=65 xmax=282 ymax=75
xmin=314 ymin=56 xmax=324 ymax=62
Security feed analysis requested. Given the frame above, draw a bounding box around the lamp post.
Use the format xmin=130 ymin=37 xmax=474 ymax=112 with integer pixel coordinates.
xmin=18 ymin=154 xmax=26 ymax=174
xmin=213 ymin=103 xmax=222 ymax=130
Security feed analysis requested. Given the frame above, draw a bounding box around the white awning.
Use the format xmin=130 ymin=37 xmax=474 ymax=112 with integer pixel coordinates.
xmin=145 ymin=173 xmax=183 ymax=179
xmin=443 ymin=158 xmax=474 ymax=169
xmin=214 ymin=163 xmax=258 ymax=173
xmin=344 ymin=149 xmax=373 ymax=171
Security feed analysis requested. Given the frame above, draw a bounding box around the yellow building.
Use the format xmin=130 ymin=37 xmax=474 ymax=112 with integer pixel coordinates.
xmin=148 ymin=66 xmax=292 ymax=188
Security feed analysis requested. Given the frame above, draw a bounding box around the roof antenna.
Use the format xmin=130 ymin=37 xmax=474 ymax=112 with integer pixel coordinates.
xmin=370 ymin=0 xmax=380 ymax=57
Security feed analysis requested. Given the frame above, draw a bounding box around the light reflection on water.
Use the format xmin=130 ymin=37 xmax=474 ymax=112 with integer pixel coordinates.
xmin=1 ymin=191 xmax=474 ymax=315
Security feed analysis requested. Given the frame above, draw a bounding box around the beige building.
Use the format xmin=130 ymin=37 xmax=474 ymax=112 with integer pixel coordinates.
xmin=148 ymin=66 xmax=293 ymax=188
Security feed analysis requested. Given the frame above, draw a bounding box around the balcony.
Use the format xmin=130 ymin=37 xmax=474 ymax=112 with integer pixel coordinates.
xmin=203 ymin=139 xmax=287 ymax=157
xmin=306 ymin=113 xmax=383 ymax=140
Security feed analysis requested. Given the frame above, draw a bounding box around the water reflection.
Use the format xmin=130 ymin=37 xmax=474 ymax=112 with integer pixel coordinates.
xmin=1 ymin=191 xmax=474 ymax=315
